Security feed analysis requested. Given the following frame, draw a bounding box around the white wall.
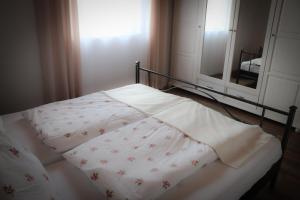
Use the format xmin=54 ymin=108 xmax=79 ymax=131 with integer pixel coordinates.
xmin=0 ymin=0 xmax=44 ymax=114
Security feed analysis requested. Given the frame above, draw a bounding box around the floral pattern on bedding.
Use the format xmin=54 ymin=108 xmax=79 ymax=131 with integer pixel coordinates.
xmin=23 ymin=92 xmax=147 ymax=152
xmin=0 ymin=131 xmax=58 ymax=200
xmin=63 ymin=117 xmax=218 ymax=200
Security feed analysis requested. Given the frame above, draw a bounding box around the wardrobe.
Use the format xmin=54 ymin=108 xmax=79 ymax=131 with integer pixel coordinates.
xmin=171 ymin=0 xmax=300 ymax=129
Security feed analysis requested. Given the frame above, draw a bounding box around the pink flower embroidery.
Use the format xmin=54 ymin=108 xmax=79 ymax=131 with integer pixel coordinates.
xmin=90 ymin=147 xmax=98 ymax=152
xmin=149 ymin=144 xmax=156 ymax=148
xmin=106 ymin=190 xmax=113 ymax=198
xmin=99 ymin=128 xmax=105 ymax=135
xmin=9 ymin=147 xmax=19 ymax=157
xmin=165 ymin=136 xmax=172 ymax=140
xmin=81 ymin=131 xmax=88 ymax=136
xmin=147 ymin=157 xmax=153 ymax=161
xmin=117 ymin=170 xmax=125 ymax=176
xmin=170 ymin=164 xmax=177 ymax=168
xmin=64 ymin=133 xmax=71 ymax=138
xmin=165 ymin=152 xmax=172 ymax=156
xmin=100 ymin=160 xmax=108 ymax=165
xmin=192 ymin=160 xmax=199 ymax=166
xmin=3 ymin=185 xmax=14 ymax=195
xmin=150 ymin=168 xmax=159 ymax=172
xmin=25 ymin=174 xmax=34 ymax=182
xmin=80 ymin=159 xmax=88 ymax=166
xmin=90 ymin=172 xmax=99 ymax=181
xmin=111 ymin=149 xmax=119 ymax=154
xmin=127 ymin=157 xmax=135 ymax=162
xmin=43 ymin=174 xmax=49 ymax=181
xmin=162 ymin=180 xmax=171 ymax=189
xmin=135 ymin=178 xmax=144 ymax=186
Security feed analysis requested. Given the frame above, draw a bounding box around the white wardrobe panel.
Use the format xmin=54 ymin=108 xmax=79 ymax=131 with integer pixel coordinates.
xmin=172 ymin=0 xmax=199 ymax=55
xmin=173 ymin=55 xmax=194 ymax=81
xmin=278 ymin=0 xmax=300 ymax=34
xmin=270 ymin=37 xmax=300 ymax=77
xmin=264 ymin=76 xmax=298 ymax=123
xmin=171 ymin=0 xmax=202 ymax=82
xmin=264 ymin=76 xmax=298 ymax=110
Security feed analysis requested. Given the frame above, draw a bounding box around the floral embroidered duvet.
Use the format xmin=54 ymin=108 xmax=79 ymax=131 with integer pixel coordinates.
xmin=23 ymin=92 xmax=146 ymax=152
xmin=63 ymin=117 xmax=218 ymax=200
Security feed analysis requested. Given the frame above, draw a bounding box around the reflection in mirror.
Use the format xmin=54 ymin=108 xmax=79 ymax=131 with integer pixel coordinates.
xmin=200 ymin=0 xmax=233 ymax=79
xmin=230 ymin=0 xmax=271 ymax=89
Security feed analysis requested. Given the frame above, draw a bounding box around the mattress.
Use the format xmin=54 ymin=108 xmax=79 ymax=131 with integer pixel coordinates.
xmin=240 ymin=58 xmax=261 ymax=74
xmin=47 ymin=136 xmax=281 ymax=200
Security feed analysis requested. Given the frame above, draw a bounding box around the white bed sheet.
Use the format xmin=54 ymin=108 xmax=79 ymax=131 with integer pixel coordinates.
xmin=240 ymin=58 xmax=261 ymax=74
xmin=1 ymin=112 xmax=62 ymax=165
xmin=47 ymin=136 xmax=281 ymax=200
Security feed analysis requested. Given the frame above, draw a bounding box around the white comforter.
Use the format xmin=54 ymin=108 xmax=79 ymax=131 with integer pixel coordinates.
xmin=23 ymin=92 xmax=146 ymax=152
xmin=63 ymin=117 xmax=218 ymax=200
xmin=23 ymin=84 xmax=186 ymax=153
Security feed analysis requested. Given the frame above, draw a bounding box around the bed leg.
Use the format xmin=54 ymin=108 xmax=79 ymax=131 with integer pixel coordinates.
xmin=269 ymin=160 xmax=281 ymax=190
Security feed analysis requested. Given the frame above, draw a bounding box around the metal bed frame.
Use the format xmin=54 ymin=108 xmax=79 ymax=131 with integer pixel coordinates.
xmin=135 ymin=61 xmax=297 ymax=199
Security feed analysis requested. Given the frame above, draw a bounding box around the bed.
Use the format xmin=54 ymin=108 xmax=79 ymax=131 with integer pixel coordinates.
xmin=0 ymin=61 xmax=297 ymax=200
xmin=21 ymin=84 xmax=186 ymax=153
xmin=235 ymin=47 xmax=263 ymax=85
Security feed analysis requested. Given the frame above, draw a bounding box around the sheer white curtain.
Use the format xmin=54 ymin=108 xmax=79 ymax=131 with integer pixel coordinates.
xmin=77 ymin=0 xmax=150 ymax=94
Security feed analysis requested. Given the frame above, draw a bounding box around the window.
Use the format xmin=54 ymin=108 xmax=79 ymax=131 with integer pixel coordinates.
xmin=77 ymin=0 xmax=149 ymax=39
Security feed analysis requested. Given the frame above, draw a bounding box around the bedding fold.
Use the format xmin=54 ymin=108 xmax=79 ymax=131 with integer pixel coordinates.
xmin=153 ymin=100 xmax=273 ymax=168
xmin=104 ymin=84 xmax=188 ymax=115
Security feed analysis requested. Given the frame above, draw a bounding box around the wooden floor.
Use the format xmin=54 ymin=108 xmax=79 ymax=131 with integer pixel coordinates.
xmin=169 ymin=88 xmax=300 ymax=200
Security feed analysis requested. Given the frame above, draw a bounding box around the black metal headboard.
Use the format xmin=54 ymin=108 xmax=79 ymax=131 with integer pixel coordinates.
xmin=135 ymin=61 xmax=297 ymax=155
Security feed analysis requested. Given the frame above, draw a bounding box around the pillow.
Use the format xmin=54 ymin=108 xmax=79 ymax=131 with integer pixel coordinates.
xmin=0 ymin=130 xmax=58 ymax=200
xmin=1 ymin=113 xmax=62 ymax=165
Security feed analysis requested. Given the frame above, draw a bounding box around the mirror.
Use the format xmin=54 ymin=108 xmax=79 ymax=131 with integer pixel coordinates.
xmin=230 ymin=0 xmax=272 ymax=89
xmin=200 ymin=0 xmax=233 ymax=79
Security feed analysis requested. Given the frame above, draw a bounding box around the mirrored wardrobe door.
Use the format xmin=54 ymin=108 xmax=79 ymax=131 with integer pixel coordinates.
xmin=229 ymin=0 xmax=272 ymax=89
xmin=199 ymin=0 xmax=236 ymax=80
